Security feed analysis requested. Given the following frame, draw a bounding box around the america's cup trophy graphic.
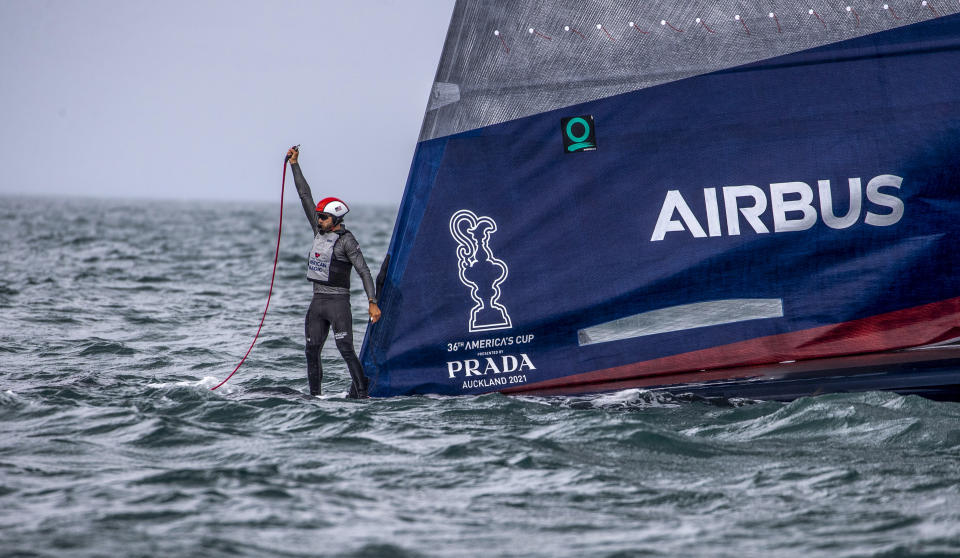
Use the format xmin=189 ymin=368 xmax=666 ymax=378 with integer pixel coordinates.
xmin=449 ymin=209 xmax=512 ymax=332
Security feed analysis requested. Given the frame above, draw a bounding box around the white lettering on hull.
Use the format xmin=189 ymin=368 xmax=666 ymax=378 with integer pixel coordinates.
xmin=651 ymin=175 xmax=904 ymax=241
xmin=446 ymin=353 xmax=536 ymax=379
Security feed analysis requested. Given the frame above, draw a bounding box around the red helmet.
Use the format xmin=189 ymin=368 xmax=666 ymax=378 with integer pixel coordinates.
xmin=315 ymin=197 xmax=349 ymax=217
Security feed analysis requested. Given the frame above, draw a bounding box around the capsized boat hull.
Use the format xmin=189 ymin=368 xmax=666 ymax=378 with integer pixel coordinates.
xmin=361 ymin=5 xmax=960 ymax=402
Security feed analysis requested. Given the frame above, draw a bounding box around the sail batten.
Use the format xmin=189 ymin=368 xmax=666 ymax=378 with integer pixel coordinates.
xmin=578 ymin=299 xmax=785 ymax=345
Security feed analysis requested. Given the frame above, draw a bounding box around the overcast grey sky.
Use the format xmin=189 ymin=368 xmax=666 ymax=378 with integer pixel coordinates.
xmin=0 ymin=0 xmax=455 ymax=204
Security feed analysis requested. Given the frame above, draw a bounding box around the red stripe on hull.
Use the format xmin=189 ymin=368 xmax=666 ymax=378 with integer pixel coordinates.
xmin=504 ymin=296 xmax=960 ymax=394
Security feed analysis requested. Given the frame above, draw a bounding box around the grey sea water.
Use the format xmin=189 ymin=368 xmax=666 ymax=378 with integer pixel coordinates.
xmin=2 ymin=195 xmax=960 ymax=558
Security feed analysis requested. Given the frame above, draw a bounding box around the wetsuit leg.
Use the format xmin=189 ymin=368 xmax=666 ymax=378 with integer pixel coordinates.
xmin=327 ymin=296 xmax=369 ymax=398
xmin=304 ymin=296 xmax=331 ymax=396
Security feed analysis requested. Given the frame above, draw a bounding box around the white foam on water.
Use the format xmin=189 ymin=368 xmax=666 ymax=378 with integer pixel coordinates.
xmin=144 ymin=376 xmax=237 ymax=393
xmin=589 ymin=388 xmax=680 ymax=408
xmin=197 ymin=376 xmax=222 ymax=389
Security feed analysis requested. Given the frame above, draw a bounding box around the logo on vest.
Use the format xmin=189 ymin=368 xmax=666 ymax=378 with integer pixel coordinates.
xmin=449 ymin=209 xmax=512 ymax=332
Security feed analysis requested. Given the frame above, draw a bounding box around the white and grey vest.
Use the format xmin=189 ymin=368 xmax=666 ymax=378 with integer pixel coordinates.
xmin=306 ymin=231 xmax=351 ymax=288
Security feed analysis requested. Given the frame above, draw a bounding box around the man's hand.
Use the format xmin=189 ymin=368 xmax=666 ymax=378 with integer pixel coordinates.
xmin=286 ymin=147 xmax=299 ymax=164
xmin=369 ymin=302 xmax=381 ymax=323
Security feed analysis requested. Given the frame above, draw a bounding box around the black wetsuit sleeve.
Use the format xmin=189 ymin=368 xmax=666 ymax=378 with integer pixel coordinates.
xmin=341 ymin=233 xmax=377 ymax=301
xmin=291 ymin=162 xmax=318 ymax=235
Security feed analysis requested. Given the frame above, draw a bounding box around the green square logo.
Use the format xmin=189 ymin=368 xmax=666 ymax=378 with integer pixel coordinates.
xmin=561 ymin=115 xmax=597 ymax=153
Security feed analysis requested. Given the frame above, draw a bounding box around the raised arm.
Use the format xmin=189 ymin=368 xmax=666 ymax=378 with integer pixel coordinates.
xmin=288 ymin=148 xmax=318 ymax=235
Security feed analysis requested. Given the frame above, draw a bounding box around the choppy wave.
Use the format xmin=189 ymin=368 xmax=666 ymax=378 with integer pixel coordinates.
xmin=1 ymin=197 xmax=959 ymax=557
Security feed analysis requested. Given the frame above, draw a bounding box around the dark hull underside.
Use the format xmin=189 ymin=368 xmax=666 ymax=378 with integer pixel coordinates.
xmin=505 ymin=346 xmax=960 ymax=402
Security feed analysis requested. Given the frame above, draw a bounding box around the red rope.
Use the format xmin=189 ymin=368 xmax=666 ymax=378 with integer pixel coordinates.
xmin=211 ymin=157 xmax=287 ymax=390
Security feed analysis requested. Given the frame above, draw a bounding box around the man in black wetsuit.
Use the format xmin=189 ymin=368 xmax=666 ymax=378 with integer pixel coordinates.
xmin=287 ymin=147 xmax=381 ymax=398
